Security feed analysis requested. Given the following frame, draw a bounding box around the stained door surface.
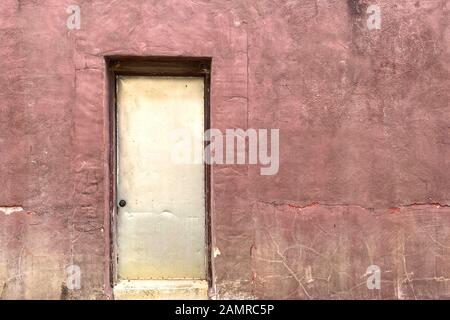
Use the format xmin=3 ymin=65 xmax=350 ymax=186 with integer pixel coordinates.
xmin=116 ymin=76 xmax=206 ymax=280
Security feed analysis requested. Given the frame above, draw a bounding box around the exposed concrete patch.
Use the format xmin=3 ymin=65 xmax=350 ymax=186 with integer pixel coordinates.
xmin=214 ymin=280 xmax=256 ymax=300
xmin=0 ymin=206 xmax=26 ymax=215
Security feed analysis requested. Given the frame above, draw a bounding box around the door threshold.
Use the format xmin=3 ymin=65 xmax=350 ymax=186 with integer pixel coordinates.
xmin=113 ymin=279 xmax=209 ymax=300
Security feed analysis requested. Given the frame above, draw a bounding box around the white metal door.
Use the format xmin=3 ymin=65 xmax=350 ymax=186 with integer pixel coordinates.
xmin=116 ymin=76 xmax=206 ymax=280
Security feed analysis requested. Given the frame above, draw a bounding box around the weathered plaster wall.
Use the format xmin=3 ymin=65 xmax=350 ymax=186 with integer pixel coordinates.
xmin=0 ymin=0 xmax=449 ymax=299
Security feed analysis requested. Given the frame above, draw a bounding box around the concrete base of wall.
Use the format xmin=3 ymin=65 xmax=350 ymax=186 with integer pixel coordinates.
xmin=113 ymin=280 xmax=209 ymax=300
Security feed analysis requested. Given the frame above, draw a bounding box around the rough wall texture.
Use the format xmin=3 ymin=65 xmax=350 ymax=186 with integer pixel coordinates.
xmin=0 ymin=0 xmax=449 ymax=299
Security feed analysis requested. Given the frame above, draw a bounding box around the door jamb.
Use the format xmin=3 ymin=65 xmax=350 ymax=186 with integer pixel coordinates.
xmin=105 ymin=56 xmax=213 ymax=294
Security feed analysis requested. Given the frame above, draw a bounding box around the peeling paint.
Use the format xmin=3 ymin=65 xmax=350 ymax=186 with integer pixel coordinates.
xmin=0 ymin=206 xmax=25 ymax=215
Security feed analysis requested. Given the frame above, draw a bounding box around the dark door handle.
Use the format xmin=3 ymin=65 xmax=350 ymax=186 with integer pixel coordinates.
xmin=119 ymin=200 xmax=126 ymax=207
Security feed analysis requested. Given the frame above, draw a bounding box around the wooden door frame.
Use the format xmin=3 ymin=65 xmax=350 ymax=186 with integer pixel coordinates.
xmin=105 ymin=56 xmax=212 ymax=292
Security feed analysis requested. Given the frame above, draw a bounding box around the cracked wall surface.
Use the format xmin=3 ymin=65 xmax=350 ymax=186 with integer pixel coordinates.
xmin=0 ymin=0 xmax=449 ymax=299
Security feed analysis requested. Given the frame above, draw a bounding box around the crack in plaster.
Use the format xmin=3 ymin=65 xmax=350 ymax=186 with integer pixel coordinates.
xmin=259 ymin=200 xmax=450 ymax=212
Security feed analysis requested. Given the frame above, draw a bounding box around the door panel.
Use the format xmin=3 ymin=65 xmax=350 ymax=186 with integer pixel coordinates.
xmin=116 ymin=76 xmax=206 ymax=280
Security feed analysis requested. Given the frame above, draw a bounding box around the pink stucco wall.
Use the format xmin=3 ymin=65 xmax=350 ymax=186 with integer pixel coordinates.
xmin=0 ymin=0 xmax=449 ymax=299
